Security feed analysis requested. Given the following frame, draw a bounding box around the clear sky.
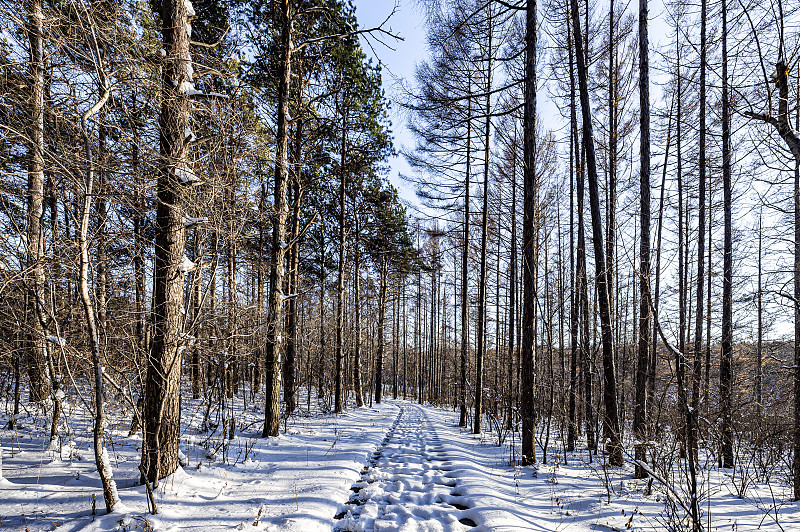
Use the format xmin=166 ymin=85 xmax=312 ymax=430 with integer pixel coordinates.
xmin=350 ymin=0 xmax=673 ymax=218
xmin=351 ymin=0 xmax=430 ymax=212
xmin=349 ymin=1 xmax=796 ymax=343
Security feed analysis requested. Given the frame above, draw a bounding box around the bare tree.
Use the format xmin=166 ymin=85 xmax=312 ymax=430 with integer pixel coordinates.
xmin=570 ymin=0 xmax=623 ymax=466
xmin=634 ymin=0 xmax=652 ymax=479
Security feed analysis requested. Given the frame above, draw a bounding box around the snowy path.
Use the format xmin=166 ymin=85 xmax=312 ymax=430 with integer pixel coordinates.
xmin=335 ymin=403 xmax=477 ymax=531
xmin=5 ymin=397 xmax=800 ymax=531
xmin=0 ymin=398 xmax=402 ymax=532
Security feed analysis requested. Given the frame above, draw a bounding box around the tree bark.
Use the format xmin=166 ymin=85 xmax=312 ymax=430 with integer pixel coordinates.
xmin=756 ymin=211 xmax=762 ymax=417
xmin=190 ymin=230 xmax=202 ymax=399
xmin=335 ymin=111 xmax=347 ymax=414
xmin=578 ymin=139 xmax=595 ymax=453
xmin=795 ymin=121 xmax=800 ymax=501
xmin=96 ymin=114 xmax=109 ymax=338
xmin=567 ymin=15 xmax=579 ymax=452
xmin=375 ymin=259 xmax=388 ymax=403
xmin=226 ymin=185 xmax=236 ymax=404
xmin=507 ymin=127 xmax=518 ymax=431
xmin=606 ymin=0 xmax=616 ymax=385
xmin=353 ymin=229 xmax=364 ymax=407
xmin=720 ymin=0 xmax=734 ymax=469
xmin=459 ymin=85 xmax=472 ymax=428
xmin=634 ymin=0 xmax=651 ymax=478
xmin=142 ymin=0 xmax=192 ymax=484
xmin=132 ymin=101 xmax=147 ymax=353
xmin=474 ymin=22 xmax=493 ymax=435
xmin=284 ymin=140 xmax=301 ymax=415
xmin=570 ymin=0 xmax=623 ymax=465
xmin=692 ymin=0 xmax=708 ymax=442
xmin=521 ymin=0 xmax=538 ymax=465
xmin=263 ymin=0 xmax=293 ymax=437
xmin=25 ymin=0 xmax=50 ymax=403
xmin=78 ymin=81 xmax=117 ymax=511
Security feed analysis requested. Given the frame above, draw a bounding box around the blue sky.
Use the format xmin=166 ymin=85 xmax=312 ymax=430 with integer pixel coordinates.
xmin=350 ymin=0 xmax=672 ymax=216
xmin=351 ymin=0 xmax=430 ymax=211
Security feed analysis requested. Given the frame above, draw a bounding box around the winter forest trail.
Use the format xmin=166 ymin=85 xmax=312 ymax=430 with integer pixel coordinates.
xmin=5 ymin=397 xmax=796 ymax=531
xmin=334 ymin=403 xmax=478 ymax=531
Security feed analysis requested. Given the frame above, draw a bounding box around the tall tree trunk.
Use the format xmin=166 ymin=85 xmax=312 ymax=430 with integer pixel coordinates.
xmin=578 ymin=143 xmax=594 ymax=453
xmin=96 ymin=114 xmax=108 ymax=338
xmin=142 ymin=0 xmax=192 ymax=484
xmin=375 ymin=259 xmax=388 ymax=403
xmin=720 ymin=0 xmax=734 ymax=469
xmin=474 ymin=22 xmax=493 ymax=435
xmin=285 ymin=119 xmax=303 ymax=415
xmin=403 ymin=277 xmax=408 ymax=400
xmin=226 ymin=186 xmax=237 ymax=404
xmin=190 ymin=230 xmax=202 ymax=399
xmin=677 ymin=49 xmax=688 ymax=453
xmin=692 ymin=0 xmax=708 ymax=438
xmin=792 ymin=95 xmax=800 ymax=501
xmin=567 ymin=15 xmax=579 ymax=452
xmin=353 ymin=223 xmax=364 ymax=407
xmin=25 ymin=0 xmax=50 ymax=403
xmin=570 ymin=0 xmax=623 ymax=465
xmin=335 ymin=112 xmax=347 ymax=414
xmin=132 ymin=102 xmax=147 ymax=353
xmin=263 ymin=0 xmax=293 ymax=437
xmin=78 ymin=83 xmax=117 ymax=511
xmin=394 ymin=278 xmax=400 ymax=399
xmin=460 ymin=86 xmax=473 ymax=428
xmin=756 ymin=210 xmax=762 ymax=417
xmin=507 ymin=128 xmax=518 ymax=430
xmin=318 ymin=233 xmax=326 ymax=403
xmin=606 ymin=0 xmax=616 ymax=384
xmin=256 ymin=184 xmax=266 ymax=395
xmin=556 ymin=191 xmax=566 ymax=451
xmin=521 ymin=0 xmax=538 ymax=465
xmin=634 ymin=0 xmax=651 ymax=478
xmin=429 ymin=259 xmax=437 ymax=404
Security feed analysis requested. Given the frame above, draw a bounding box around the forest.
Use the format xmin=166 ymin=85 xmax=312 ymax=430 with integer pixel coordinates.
xmin=1 ymin=0 xmax=800 ymax=530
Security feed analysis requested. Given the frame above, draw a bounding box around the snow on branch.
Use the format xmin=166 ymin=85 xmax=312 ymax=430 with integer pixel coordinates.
xmin=175 ymin=163 xmax=200 ymax=185
xmin=179 ymin=255 xmax=197 ymax=273
xmin=182 ymin=215 xmax=209 ymax=228
xmin=46 ymin=335 xmax=67 ymax=347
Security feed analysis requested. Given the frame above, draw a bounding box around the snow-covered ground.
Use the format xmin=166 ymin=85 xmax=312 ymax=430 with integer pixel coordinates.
xmin=2 ymin=392 xmax=799 ymax=531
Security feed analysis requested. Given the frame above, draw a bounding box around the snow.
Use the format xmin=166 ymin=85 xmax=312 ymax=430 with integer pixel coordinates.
xmin=1 ymin=394 xmax=799 ymax=531
xmin=175 ymin=163 xmax=199 ymax=184
xmin=179 ymin=81 xmax=228 ymax=99
xmin=178 ymin=80 xmax=196 ymax=94
xmin=0 ymin=390 xmax=399 ymax=531
xmin=182 ymin=215 xmax=208 ymax=227
xmin=184 ymin=0 xmax=195 ymax=18
xmin=100 ymin=447 xmax=121 ymax=507
xmin=179 ymin=255 xmax=196 ymax=272
xmin=203 ymin=91 xmax=229 ymax=99
xmin=46 ymin=335 xmax=67 ymax=347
